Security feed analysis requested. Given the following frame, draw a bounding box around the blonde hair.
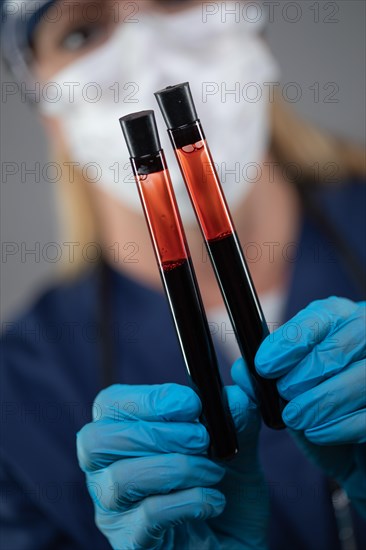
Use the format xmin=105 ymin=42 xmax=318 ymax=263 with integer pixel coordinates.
xmin=56 ymin=93 xmax=365 ymax=278
xmin=54 ymin=153 xmax=99 ymax=278
xmin=270 ymin=90 xmax=365 ymax=185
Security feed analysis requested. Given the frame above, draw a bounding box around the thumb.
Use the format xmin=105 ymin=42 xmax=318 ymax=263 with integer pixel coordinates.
xmin=224 ymin=385 xmax=259 ymax=438
xmin=288 ymin=428 xmax=353 ymax=482
xmin=231 ymin=357 xmax=256 ymax=402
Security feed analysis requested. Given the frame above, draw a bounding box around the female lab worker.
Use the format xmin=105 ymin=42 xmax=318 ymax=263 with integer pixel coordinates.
xmin=1 ymin=0 xmax=365 ymax=549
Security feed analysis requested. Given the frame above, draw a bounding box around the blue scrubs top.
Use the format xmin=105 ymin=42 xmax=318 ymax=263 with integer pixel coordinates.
xmin=1 ymin=182 xmax=365 ymax=549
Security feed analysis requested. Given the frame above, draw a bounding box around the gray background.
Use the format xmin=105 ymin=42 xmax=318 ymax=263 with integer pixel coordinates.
xmin=1 ymin=0 xmax=365 ymax=321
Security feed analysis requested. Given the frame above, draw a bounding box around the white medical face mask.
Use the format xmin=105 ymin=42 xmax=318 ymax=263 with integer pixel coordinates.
xmin=40 ymin=2 xmax=280 ymax=224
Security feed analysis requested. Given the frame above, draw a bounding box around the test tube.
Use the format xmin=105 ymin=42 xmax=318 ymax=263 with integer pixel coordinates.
xmin=155 ymin=83 xmax=285 ymax=429
xmin=119 ymin=110 xmax=239 ymax=460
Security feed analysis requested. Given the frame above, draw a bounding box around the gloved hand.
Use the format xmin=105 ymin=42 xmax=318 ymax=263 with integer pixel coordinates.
xmin=76 ymin=382 xmax=269 ymax=550
xmin=233 ymin=297 xmax=366 ymax=517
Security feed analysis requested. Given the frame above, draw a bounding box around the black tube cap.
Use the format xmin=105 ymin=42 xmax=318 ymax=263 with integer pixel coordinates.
xmin=154 ymin=82 xmax=198 ymax=130
xmin=119 ymin=110 xmax=161 ymax=158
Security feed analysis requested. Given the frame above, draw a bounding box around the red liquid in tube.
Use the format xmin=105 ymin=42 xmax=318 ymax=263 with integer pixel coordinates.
xmin=176 ymin=139 xmax=233 ymax=241
xmin=135 ymin=167 xmax=188 ymax=269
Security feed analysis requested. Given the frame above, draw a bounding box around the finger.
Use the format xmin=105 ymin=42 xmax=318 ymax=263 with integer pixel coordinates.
xmin=288 ymin=429 xmax=355 ymax=480
xmin=135 ymin=487 xmax=226 ymax=547
xmin=304 ymin=410 xmax=366 ymax=445
xmin=255 ymin=297 xmax=360 ymax=378
xmin=96 ymin=487 xmax=226 ymax=550
xmin=77 ymin=420 xmax=209 ymax=471
xmin=88 ymin=453 xmax=226 ymax=511
xmin=231 ymin=357 xmax=256 ymax=402
xmin=93 ymin=383 xmax=202 ymax=423
xmin=282 ymin=359 xmax=366 ymax=431
xmin=277 ymin=311 xmax=366 ymax=399
xmin=224 ymin=384 xmax=259 ymax=436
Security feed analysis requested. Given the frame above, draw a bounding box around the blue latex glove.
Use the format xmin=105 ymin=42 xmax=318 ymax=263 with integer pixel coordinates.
xmin=76 ymin=382 xmax=269 ymax=550
xmin=233 ymin=297 xmax=366 ymax=517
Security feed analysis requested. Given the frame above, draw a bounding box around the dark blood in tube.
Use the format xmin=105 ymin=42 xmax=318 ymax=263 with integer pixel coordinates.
xmin=155 ymin=83 xmax=286 ymax=429
xmin=119 ymin=110 xmax=239 ymax=460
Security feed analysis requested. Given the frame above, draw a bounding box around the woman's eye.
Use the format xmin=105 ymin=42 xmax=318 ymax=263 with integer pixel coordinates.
xmin=60 ymin=25 xmax=105 ymax=52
